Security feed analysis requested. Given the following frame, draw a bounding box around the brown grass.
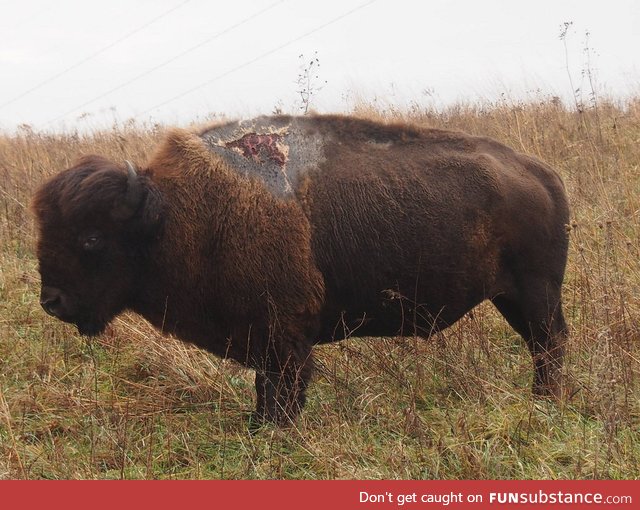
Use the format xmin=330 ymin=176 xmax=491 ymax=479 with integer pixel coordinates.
xmin=0 ymin=98 xmax=638 ymax=479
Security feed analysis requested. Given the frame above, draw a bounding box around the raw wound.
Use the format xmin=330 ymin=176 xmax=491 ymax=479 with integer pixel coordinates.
xmin=226 ymin=133 xmax=287 ymax=167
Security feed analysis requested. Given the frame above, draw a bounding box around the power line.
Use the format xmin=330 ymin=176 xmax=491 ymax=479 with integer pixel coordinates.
xmin=137 ymin=0 xmax=378 ymax=119
xmin=46 ymin=0 xmax=286 ymax=125
xmin=0 ymin=0 xmax=193 ymax=111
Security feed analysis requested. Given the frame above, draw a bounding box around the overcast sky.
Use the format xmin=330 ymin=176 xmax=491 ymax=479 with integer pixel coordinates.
xmin=1 ymin=0 xmax=638 ymax=131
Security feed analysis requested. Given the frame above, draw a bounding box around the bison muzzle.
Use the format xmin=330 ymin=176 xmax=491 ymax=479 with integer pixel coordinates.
xmin=32 ymin=115 xmax=570 ymax=425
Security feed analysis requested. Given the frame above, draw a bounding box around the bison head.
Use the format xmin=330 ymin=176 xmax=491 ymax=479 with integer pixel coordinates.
xmin=32 ymin=156 xmax=164 ymax=335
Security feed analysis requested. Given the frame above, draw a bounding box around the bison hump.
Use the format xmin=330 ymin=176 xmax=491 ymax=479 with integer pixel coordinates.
xmin=200 ymin=116 xmax=325 ymax=197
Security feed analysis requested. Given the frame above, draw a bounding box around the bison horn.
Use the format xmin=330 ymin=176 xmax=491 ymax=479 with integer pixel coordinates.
xmin=111 ymin=160 xmax=144 ymax=220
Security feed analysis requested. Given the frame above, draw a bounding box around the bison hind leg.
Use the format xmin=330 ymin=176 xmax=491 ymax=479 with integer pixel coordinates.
xmin=492 ymin=281 xmax=567 ymax=398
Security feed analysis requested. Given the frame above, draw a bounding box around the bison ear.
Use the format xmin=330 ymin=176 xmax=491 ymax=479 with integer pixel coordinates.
xmin=112 ymin=161 xmax=164 ymax=237
xmin=135 ymin=182 xmax=164 ymax=238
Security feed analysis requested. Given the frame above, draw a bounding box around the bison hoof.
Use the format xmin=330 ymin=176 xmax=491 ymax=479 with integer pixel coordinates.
xmin=532 ymin=381 xmax=564 ymax=401
xmin=249 ymin=409 xmax=298 ymax=430
xmin=247 ymin=413 xmax=263 ymax=433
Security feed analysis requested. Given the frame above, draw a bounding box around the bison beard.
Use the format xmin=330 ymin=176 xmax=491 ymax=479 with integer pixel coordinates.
xmin=32 ymin=114 xmax=570 ymax=426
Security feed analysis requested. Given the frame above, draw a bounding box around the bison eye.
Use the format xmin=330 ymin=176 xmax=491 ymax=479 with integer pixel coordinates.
xmin=81 ymin=232 xmax=104 ymax=252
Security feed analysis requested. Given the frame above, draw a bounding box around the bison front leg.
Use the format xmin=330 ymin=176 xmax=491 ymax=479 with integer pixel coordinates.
xmin=252 ymin=340 xmax=313 ymax=426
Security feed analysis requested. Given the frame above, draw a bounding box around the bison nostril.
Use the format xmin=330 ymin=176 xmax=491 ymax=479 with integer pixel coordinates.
xmin=40 ymin=287 xmax=65 ymax=318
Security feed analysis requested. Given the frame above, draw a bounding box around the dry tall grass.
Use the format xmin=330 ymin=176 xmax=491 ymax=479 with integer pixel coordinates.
xmin=0 ymin=99 xmax=638 ymax=479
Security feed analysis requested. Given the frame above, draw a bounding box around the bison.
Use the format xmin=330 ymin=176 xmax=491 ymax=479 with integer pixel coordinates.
xmin=33 ymin=115 xmax=570 ymax=425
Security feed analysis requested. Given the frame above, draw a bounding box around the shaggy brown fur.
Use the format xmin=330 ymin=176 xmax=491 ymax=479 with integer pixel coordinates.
xmin=33 ymin=114 xmax=570 ymax=424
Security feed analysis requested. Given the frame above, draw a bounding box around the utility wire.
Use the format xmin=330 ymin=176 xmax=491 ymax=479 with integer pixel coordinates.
xmin=0 ymin=0 xmax=193 ymax=110
xmin=137 ymin=0 xmax=378 ymax=119
xmin=46 ymin=0 xmax=286 ymax=125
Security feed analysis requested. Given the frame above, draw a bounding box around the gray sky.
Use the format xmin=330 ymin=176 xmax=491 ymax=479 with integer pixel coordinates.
xmin=1 ymin=0 xmax=638 ymax=131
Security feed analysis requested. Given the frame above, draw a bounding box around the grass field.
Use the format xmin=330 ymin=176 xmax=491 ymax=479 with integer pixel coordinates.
xmin=0 ymin=98 xmax=638 ymax=479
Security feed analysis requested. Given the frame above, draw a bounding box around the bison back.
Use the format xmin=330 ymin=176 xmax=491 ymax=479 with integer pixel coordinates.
xmin=298 ymin=119 xmax=569 ymax=342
